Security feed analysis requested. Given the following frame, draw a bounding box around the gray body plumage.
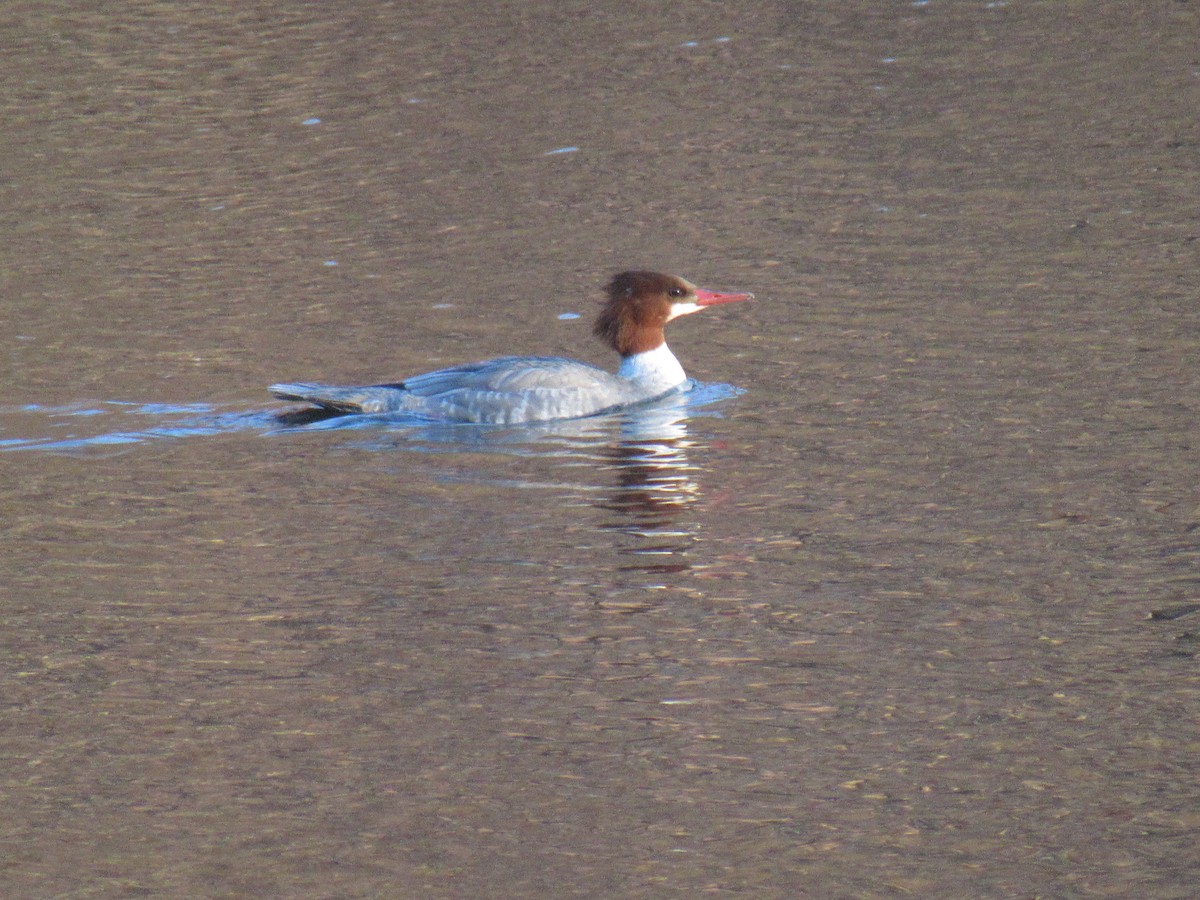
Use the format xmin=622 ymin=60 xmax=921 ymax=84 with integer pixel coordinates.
xmin=269 ymin=353 xmax=681 ymax=425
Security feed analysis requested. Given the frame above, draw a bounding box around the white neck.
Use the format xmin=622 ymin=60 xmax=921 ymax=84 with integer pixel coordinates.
xmin=617 ymin=343 xmax=687 ymax=393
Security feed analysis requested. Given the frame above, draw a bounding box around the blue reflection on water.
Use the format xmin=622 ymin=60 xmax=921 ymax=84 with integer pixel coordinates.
xmin=1 ymin=381 xmax=744 ymax=456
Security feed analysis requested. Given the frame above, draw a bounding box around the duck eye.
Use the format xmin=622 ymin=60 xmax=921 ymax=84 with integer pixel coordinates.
xmin=668 ymin=287 xmax=686 ymax=298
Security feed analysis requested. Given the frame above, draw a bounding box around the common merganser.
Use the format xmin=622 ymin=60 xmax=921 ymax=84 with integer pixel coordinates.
xmin=269 ymin=271 xmax=753 ymax=425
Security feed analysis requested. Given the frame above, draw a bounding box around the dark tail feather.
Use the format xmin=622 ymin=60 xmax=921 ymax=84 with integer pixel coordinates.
xmin=272 ymin=406 xmax=349 ymax=426
xmin=269 ymin=382 xmax=370 ymax=413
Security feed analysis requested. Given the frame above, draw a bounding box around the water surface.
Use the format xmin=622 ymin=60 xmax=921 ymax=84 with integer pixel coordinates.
xmin=2 ymin=1 xmax=1198 ymax=897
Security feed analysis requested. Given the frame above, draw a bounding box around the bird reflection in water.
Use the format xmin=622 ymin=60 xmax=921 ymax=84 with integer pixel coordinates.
xmin=593 ymin=393 xmax=703 ymax=580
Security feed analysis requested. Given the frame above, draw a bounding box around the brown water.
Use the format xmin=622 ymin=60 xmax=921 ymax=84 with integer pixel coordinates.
xmin=3 ymin=1 xmax=1199 ymax=897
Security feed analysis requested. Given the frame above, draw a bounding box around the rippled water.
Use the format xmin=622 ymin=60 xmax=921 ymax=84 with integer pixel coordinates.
xmin=1 ymin=379 xmax=739 ymax=453
xmin=3 ymin=1 xmax=1199 ymax=897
